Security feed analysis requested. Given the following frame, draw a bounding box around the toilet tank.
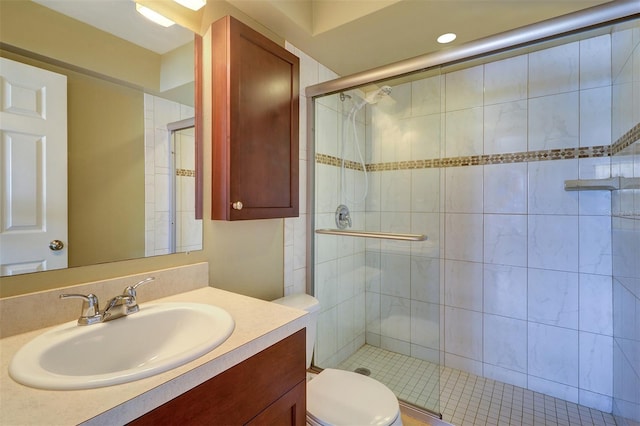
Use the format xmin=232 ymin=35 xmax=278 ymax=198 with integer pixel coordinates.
xmin=272 ymin=294 xmax=320 ymax=368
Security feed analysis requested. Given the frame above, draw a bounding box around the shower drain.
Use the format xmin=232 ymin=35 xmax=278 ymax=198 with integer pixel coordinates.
xmin=354 ymin=367 xmax=371 ymax=376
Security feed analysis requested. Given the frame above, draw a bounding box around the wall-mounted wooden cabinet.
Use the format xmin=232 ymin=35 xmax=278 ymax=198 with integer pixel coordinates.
xmin=210 ymin=16 xmax=299 ymax=221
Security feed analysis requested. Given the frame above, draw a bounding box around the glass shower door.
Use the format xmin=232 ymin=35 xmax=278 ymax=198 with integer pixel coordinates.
xmin=312 ymin=73 xmax=443 ymax=416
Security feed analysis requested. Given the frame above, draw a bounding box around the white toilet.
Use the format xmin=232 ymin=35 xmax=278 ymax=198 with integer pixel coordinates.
xmin=273 ymin=294 xmax=403 ymax=426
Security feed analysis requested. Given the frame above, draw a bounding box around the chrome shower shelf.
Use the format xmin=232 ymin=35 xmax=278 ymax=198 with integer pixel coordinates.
xmin=564 ymin=177 xmax=640 ymax=191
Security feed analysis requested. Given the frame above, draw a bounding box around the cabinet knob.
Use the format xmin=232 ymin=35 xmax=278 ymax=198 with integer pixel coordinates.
xmin=232 ymin=201 xmax=243 ymax=210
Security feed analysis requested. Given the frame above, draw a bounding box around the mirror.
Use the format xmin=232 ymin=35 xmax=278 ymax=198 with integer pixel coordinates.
xmin=0 ymin=0 xmax=202 ymax=277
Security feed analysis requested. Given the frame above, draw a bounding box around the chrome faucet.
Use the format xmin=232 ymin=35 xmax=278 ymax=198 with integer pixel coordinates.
xmin=101 ymin=294 xmax=136 ymax=321
xmin=102 ymin=277 xmax=155 ymax=321
xmin=60 ymin=277 xmax=155 ymax=325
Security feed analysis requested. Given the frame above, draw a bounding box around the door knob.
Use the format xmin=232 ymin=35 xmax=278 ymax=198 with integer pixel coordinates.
xmin=232 ymin=201 xmax=243 ymax=210
xmin=49 ymin=240 xmax=64 ymax=251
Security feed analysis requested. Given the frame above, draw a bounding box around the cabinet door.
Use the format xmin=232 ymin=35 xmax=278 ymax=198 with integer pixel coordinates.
xmin=129 ymin=329 xmax=306 ymax=425
xmin=211 ymin=16 xmax=299 ymax=220
xmin=246 ymin=381 xmax=306 ymax=426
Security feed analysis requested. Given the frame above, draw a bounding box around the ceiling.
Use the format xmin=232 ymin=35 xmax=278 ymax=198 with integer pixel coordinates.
xmin=34 ymin=0 xmax=613 ymax=76
xmin=231 ymin=0 xmax=613 ymax=76
xmin=32 ymin=0 xmax=194 ymax=54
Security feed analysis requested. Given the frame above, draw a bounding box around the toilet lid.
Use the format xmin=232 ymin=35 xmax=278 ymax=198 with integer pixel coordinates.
xmin=307 ymin=368 xmax=400 ymax=426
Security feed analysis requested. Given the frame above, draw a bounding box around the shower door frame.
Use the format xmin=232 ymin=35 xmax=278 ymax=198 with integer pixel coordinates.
xmin=305 ymin=0 xmax=639 ymax=297
xmin=167 ymin=117 xmax=195 ymax=254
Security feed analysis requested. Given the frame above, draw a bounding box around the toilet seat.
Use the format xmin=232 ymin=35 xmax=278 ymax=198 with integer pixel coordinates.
xmin=307 ymin=368 xmax=402 ymax=426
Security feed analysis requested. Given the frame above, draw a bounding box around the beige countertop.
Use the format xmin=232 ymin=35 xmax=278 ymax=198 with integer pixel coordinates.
xmin=0 ymin=286 xmax=309 ymax=425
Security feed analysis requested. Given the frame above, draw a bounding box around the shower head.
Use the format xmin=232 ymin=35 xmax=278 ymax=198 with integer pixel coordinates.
xmin=348 ymin=85 xmax=393 ymax=112
xmin=340 ymin=92 xmax=352 ymax=102
xmin=364 ymin=85 xmax=392 ymax=104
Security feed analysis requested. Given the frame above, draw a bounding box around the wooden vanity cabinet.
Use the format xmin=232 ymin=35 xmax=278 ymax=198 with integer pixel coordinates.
xmin=210 ymin=16 xmax=299 ymax=221
xmin=130 ymin=329 xmax=306 ymax=425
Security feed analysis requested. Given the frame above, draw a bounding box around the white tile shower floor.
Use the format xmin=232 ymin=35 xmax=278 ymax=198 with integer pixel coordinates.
xmin=337 ymin=345 xmax=617 ymax=426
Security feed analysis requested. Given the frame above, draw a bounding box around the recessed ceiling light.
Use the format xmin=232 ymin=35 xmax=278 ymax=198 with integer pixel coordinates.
xmin=135 ymin=3 xmax=175 ymax=27
xmin=437 ymin=33 xmax=457 ymax=44
xmin=173 ymin=0 xmax=206 ymax=11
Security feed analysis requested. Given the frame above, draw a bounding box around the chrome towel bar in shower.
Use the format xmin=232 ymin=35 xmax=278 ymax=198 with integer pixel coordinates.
xmin=315 ymin=229 xmax=428 ymax=241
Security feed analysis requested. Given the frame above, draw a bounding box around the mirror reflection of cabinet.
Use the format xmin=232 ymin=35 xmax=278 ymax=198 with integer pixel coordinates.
xmin=209 ymin=16 xmax=299 ymax=221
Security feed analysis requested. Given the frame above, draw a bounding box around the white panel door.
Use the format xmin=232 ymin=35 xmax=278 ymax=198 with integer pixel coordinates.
xmin=0 ymin=57 xmax=68 ymax=275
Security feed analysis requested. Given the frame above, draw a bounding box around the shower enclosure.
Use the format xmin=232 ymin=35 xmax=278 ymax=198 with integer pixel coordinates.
xmin=144 ymin=94 xmax=202 ymax=257
xmin=308 ymin=2 xmax=639 ymax=422
xmin=168 ymin=118 xmax=201 ymax=254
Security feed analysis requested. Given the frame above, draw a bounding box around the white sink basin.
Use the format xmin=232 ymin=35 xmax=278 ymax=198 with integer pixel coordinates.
xmin=9 ymin=302 xmax=235 ymax=390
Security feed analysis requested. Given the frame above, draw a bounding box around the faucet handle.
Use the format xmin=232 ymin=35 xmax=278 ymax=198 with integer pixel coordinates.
xmin=335 ymin=204 xmax=352 ymax=229
xmin=59 ymin=293 xmax=102 ymax=325
xmin=133 ymin=276 xmax=155 ymax=290
xmin=123 ymin=276 xmax=155 ymax=298
xmin=121 ymin=277 xmax=155 ymax=314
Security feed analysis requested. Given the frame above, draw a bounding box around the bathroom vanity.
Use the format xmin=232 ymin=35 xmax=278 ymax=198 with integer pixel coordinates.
xmin=131 ymin=329 xmax=305 ymax=425
xmin=0 ymin=267 xmax=310 ymax=425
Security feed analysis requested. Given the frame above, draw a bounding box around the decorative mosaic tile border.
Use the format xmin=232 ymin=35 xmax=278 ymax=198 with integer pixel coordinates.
xmin=316 ymin=123 xmax=639 ymax=171
xmin=316 ymin=153 xmax=365 ymax=171
xmin=316 ymin=145 xmax=611 ymax=171
xmin=368 ymin=145 xmax=613 ymax=171
xmin=611 ymin=122 xmax=640 ymax=155
xmin=176 ymin=168 xmax=195 ymax=177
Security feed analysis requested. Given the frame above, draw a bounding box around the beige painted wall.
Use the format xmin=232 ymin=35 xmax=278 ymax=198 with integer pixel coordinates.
xmin=0 ymin=1 xmax=161 ymax=90
xmin=67 ymin=74 xmax=145 ymax=267
xmin=0 ymin=50 xmax=146 ymax=269
xmin=0 ymin=1 xmax=286 ymax=301
xmin=161 ymin=42 xmax=194 ymax=93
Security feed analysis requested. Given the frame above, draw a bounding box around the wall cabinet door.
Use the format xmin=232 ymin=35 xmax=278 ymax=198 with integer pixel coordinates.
xmin=210 ymin=16 xmax=299 ymax=220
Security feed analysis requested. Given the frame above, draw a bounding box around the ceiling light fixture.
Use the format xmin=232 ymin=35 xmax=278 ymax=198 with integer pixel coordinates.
xmin=173 ymin=0 xmax=206 ymax=11
xmin=135 ymin=3 xmax=175 ymax=27
xmin=437 ymin=33 xmax=457 ymax=44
